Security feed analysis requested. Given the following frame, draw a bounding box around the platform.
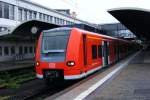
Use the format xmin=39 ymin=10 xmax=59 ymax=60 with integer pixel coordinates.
xmin=0 ymin=59 xmax=34 ymax=71
xmin=84 ymin=49 xmax=150 ymax=100
xmin=47 ymin=49 xmax=150 ymax=100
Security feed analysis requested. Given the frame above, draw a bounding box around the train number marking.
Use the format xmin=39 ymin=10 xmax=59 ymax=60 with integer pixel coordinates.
xmin=49 ymin=63 xmax=55 ymax=68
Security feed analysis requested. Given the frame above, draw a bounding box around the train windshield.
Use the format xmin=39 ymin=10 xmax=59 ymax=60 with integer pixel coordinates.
xmin=41 ymin=29 xmax=70 ymax=62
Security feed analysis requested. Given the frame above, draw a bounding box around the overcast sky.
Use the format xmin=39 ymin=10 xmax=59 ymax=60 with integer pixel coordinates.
xmin=31 ymin=0 xmax=150 ymax=24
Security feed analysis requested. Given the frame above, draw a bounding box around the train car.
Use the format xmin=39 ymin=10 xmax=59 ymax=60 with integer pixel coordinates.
xmin=35 ymin=27 xmax=139 ymax=82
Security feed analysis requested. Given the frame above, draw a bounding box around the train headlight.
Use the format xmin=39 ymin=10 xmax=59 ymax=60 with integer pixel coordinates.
xmin=67 ymin=61 xmax=75 ymax=67
xmin=36 ymin=61 xmax=40 ymax=66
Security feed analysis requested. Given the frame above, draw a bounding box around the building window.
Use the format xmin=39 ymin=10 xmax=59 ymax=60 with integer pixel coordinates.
xmin=24 ymin=9 xmax=27 ymax=21
xmin=54 ymin=17 xmax=57 ymax=24
xmin=39 ymin=13 xmax=42 ymax=20
xmin=9 ymin=5 xmax=14 ymax=20
xmin=63 ymin=20 xmax=65 ymax=25
xmin=43 ymin=14 xmax=45 ymax=21
xmin=11 ymin=46 xmax=15 ymax=55
xmin=0 ymin=46 xmax=2 ymax=56
xmin=0 ymin=2 xmax=2 ymax=18
xmin=4 ymin=3 xmax=9 ymax=19
xmin=49 ymin=16 xmax=53 ymax=22
xmin=24 ymin=46 xmax=28 ymax=54
xmin=19 ymin=46 xmax=23 ymax=55
xmin=29 ymin=46 xmax=33 ymax=53
xmin=19 ymin=8 xmax=22 ymax=21
xmin=33 ymin=12 xmax=36 ymax=19
xmin=98 ymin=45 xmax=102 ymax=58
xmin=47 ymin=15 xmax=49 ymax=22
xmin=92 ymin=45 xmax=97 ymax=59
xmin=0 ymin=2 xmax=14 ymax=20
xmin=4 ymin=46 xmax=9 ymax=56
xmin=29 ymin=11 xmax=32 ymax=19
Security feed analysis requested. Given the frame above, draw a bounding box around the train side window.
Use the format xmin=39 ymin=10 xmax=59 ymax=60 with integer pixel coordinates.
xmin=107 ymin=42 xmax=109 ymax=56
xmin=98 ymin=45 xmax=102 ymax=58
xmin=92 ymin=45 xmax=97 ymax=59
xmin=0 ymin=46 xmax=2 ymax=56
xmin=4 ymin=46 xmax=9 ymax=56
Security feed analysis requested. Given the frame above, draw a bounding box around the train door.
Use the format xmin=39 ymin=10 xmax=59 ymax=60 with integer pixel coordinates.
xmin=83 ymin=34 xmax=87 ymax=66
xmin=102 ymin=41 xmax=109 ymax=67
xmin=115 ymin=41 xmax=119 ymax=61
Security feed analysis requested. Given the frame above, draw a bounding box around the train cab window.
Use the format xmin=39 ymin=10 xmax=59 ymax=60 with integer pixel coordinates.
xmin=11 ymin=46 xmax=15 ymax=55
xmin=0 ymin=47 xmax=2 ymax=56
xmin=98 ymin=45 xmax=102 ymax=58
xmin=92 ymin=45 xmax=97 ymax=59
xmin=41 ymin=29 xmax=71 ymax=62
xmin=4 ymin=46 xmax=9 ymax=56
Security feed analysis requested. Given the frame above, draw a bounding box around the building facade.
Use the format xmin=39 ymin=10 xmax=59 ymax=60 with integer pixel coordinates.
xmin=99 ymin=23 xmax=136 ymax=39
xmin=0 ymin=0 xmax=91 ymax=62
xmin=0 ymin=0 xmax=89 ymax=28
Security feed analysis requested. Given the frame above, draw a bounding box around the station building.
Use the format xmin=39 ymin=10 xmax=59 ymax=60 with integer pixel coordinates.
xmin=0 ymin=0 xmax=92 ymax=62
xmin=99 ymin=23 xmax=136 ymax=39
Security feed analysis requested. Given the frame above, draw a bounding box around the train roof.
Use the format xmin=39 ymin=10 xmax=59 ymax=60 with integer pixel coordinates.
xmin=43 ymin=27 xmax=135 ymax=44
xmin=74 ymin=27 xmax=130 ymax=42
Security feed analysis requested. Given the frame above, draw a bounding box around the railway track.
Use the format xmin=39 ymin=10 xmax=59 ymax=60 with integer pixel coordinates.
xmin=8 ymin=68 xmax=108 ymax=100
xmin=1 ymin=60 xmax=118 ymax=100
xmin=7 ymin=79 xmax=79 ymax=100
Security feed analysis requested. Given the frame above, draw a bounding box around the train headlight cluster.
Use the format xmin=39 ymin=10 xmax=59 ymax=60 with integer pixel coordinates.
xmin=67 ymin=61 xmax=75 ymax=67
xmin=36 ymin=61 xmax=40 ymax=66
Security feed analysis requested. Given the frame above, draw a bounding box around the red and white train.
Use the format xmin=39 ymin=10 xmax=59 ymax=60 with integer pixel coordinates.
xmin=35 ymin=27 xmax=140 ymax=82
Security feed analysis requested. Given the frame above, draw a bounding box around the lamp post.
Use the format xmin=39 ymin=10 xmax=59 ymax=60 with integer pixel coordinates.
xmin=71 ymin=11 xmax=77 ymax=24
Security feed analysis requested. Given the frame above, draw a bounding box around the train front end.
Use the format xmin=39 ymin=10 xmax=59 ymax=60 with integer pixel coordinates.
xmin=35 ymin=27 xmax=83 ymax=82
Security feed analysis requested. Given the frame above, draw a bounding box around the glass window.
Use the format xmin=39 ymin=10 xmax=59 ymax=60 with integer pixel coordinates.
xmin=92 ymin=45 xmax=97 ymax=59
xmin=24 ymin=9 xmax=27 ymax=21
xmin=43 ymin=35 xmax=68 ymax=50
xmin=19 ymin=8 xmax=22 ymax=21
xmin=54 ymin=17 xmax=57 ymax=24
xmin=24 ymin=46 xmax=28 ymax=54
xmin=47 ymin=15 xmax=49 ymax=22
xmin=49 ymin=16 xmax=53 ymax=22
xmin=39 ymin=13 xmax=42 ymax=20
xmin=4 ymin=46 xmax=9 ymax=55
xmin=33 ymin=12 xmax=36 ymax=19
xmin=29 ymin=11 xmax=32 ymax=19
xmin=19 ymin=46 xmax=23 ymax=55
xmin=9 ymin=4 xmax=14 ymax=20
xmin=98 ymin=45 xmax=102 ymax=58
xmin=11 ymin=46 xmax=15 ymax=55
xmin=41 ymin=30 xmax=71 ymax=62
xmin=0 ymin=2 xmax=2 ymax=18
xmin=29 ymin=46 xmax=33 ymax=53
xmin=4 ymin=3 xmax=9 ymax=19
xmin=0 ymin=46 xmax=2 ymax=56
xmin=43 ymin=14 xmax=45 ymax=21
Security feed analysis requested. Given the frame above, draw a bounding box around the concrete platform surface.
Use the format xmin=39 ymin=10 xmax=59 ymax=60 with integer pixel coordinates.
xmin=84 ymin=49 xmax=150 ymax=100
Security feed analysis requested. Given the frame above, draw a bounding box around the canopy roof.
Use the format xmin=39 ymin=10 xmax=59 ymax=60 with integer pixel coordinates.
xmin=108 ymin=7 xmax=150 ymax=41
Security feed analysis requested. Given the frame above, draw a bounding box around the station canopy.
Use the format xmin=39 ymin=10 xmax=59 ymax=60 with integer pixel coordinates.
xmin=12 ymin=20 xmax=60 ymax=37
xmin=0 ymin=20 xmax=60 ymax=41
xmin=108 ymin=7 xmax=150 ymax=41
